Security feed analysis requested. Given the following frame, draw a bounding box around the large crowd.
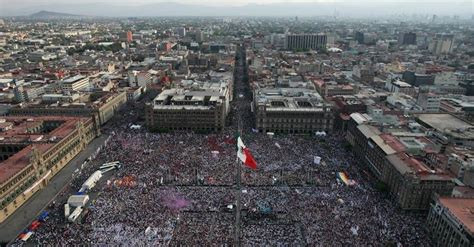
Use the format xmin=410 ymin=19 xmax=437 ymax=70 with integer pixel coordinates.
xmin=14 ymin=55 xmax=431 ymax=246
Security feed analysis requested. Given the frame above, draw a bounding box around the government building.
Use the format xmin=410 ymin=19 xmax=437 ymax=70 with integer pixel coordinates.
xmin=253 ymin=88 xmax=334 ymax=134
xmin=9 ymin=91 xmax=127 ymax=126
xmin=146 ymin=87 xmax=229 ymax=132
xmin=0 ymin=116 xmax=99 ymax=223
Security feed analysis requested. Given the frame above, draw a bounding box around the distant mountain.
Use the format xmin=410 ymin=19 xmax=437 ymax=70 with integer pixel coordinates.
xmin=29 ymin=10 xmax=81 ymax=18
xmin=0 ymin=2 xmax=471 ymax=18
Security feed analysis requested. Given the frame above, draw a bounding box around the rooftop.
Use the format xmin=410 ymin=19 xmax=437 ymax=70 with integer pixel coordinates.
xmin=153 ymin=88 xmax=224 ymax=110
xmin=438 ymin=197 xmax=474 ymax=236
xmin=62 ymin=75 xmax=87 ymax=84
xmin=255 ymin=88 xmax=329 ymax=112
xmin=417 ymin=114 xmax=474 ymax=139
xmin=417 ymin=113 xmax=472 ymax=131
xmin=387 ymin=153 xmax=453 ymax=181
xmin=0 ymin=116 xmax=90 ymax=185
xmin=392 ymin=80 xmax=412 ymax=88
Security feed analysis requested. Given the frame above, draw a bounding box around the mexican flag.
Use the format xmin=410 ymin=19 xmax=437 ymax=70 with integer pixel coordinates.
xmin=237 ymin=136 xmax=257 ymax=170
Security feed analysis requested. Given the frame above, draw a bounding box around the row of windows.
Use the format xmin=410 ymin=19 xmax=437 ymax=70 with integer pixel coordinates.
xmin=263 ymin=124 xmax=331 ymax=129
xmin=260 ymin=118 xmax=332 ymax=124
xmin=49 ymin=138 xmax=81 ymax=166
xmin=154 ymin=111 xmax=218 ymax=116
xmin=263 ymin=112 xmax=331 ymax=117
xmin=43 ymin=130 xmax=77 ymax=160
xmin=262 ymin=129 xmax=325 ymax=134
xmin=0 ymin=167 xmax=34 ymax=196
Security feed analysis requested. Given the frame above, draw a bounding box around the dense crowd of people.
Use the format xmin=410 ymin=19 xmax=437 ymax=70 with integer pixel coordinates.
xmin=17 ymin=108 xmax=429 ymax=246
xmin=14 ymin=55 xmax=430 ymax=246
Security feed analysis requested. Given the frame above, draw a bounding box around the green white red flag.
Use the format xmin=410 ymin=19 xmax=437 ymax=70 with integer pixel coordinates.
xmin=237 ymin=136 xmax=257 ymax=170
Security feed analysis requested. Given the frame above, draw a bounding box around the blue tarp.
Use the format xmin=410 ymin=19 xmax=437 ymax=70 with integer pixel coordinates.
xmin=38 ymin=211 xmax=49 ymax=221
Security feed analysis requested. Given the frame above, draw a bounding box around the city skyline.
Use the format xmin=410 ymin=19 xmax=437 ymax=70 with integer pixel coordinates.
xmin=0 ymin=0 xmax=472 ymax=17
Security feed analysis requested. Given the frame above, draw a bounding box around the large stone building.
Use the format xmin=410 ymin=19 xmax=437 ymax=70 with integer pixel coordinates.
xmin=146 ymin=87 xmax=229 ymax=132
xmin=347 ymin=113 xmax=455 ymax=210
xmin=385 ymin=153 xmax=454 ymax=210
xmin=426 ymin=196 xmax=474 ymax=246
xmin=253 ymin=88 xmax=333 ymax=134
xmin=0 ymin=116 xmax=99 ymax=223
xmin=9 ymin=91 xmax=127 ymax=126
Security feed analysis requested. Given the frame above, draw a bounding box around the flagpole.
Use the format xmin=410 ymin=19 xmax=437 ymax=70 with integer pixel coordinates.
xmin=235 ymin=106 xmax=242 ymax=247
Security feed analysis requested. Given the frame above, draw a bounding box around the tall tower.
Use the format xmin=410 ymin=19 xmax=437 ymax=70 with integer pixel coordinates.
xmin=126 ymin=31 xmax=133 ymax=43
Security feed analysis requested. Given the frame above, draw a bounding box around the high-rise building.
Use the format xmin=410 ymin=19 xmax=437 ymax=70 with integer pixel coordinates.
xmin=119 ymin=31 xmax=133 ymax=43
xmin=354 ymin=31 xmax=364 ymax=44
xmin=176 ymin=27 xmax=186 ymax=37
xmin=126 ymin=31 xmax=133 ymax=43
xmin=429 ymin=34 xmax=454 ymax=55
xmin=398 ymin=32 xmax=417 ymax=45
xmin=195 ymin=30 xmax=204 ymax=43
xmin=284 ymin=33 xmax=327 ymax=50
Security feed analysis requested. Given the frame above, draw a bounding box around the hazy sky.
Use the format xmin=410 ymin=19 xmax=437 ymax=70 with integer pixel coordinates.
xmin=1 ymin=0 xmax=472 ymax=7
xmin=1 ymin=0 xmax=471 ymax=17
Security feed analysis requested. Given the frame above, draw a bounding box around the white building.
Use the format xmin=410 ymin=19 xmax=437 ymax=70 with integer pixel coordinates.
xmin=417 ymin=92 xmax=440 ymax=113
xmin=61 ymin=75 xmax=90 ymax=92
xmin=176 ymin=27 xmax=186 ymax=37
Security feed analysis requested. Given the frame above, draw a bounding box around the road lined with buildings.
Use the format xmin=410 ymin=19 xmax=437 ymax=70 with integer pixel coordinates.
xmin=0 ymin=134 xmax=108 ymax=245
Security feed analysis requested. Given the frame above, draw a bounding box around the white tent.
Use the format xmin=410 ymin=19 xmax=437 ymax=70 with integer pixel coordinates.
xmin=130 ymin=124 xmax=141 ymax=130
xmin=314 ymin=156 xmax=322 ymax=165
xmin=315 ymin=131 xmax=327 ymax=137
xmin=67 ymin=195 xmax=89 ymax=207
